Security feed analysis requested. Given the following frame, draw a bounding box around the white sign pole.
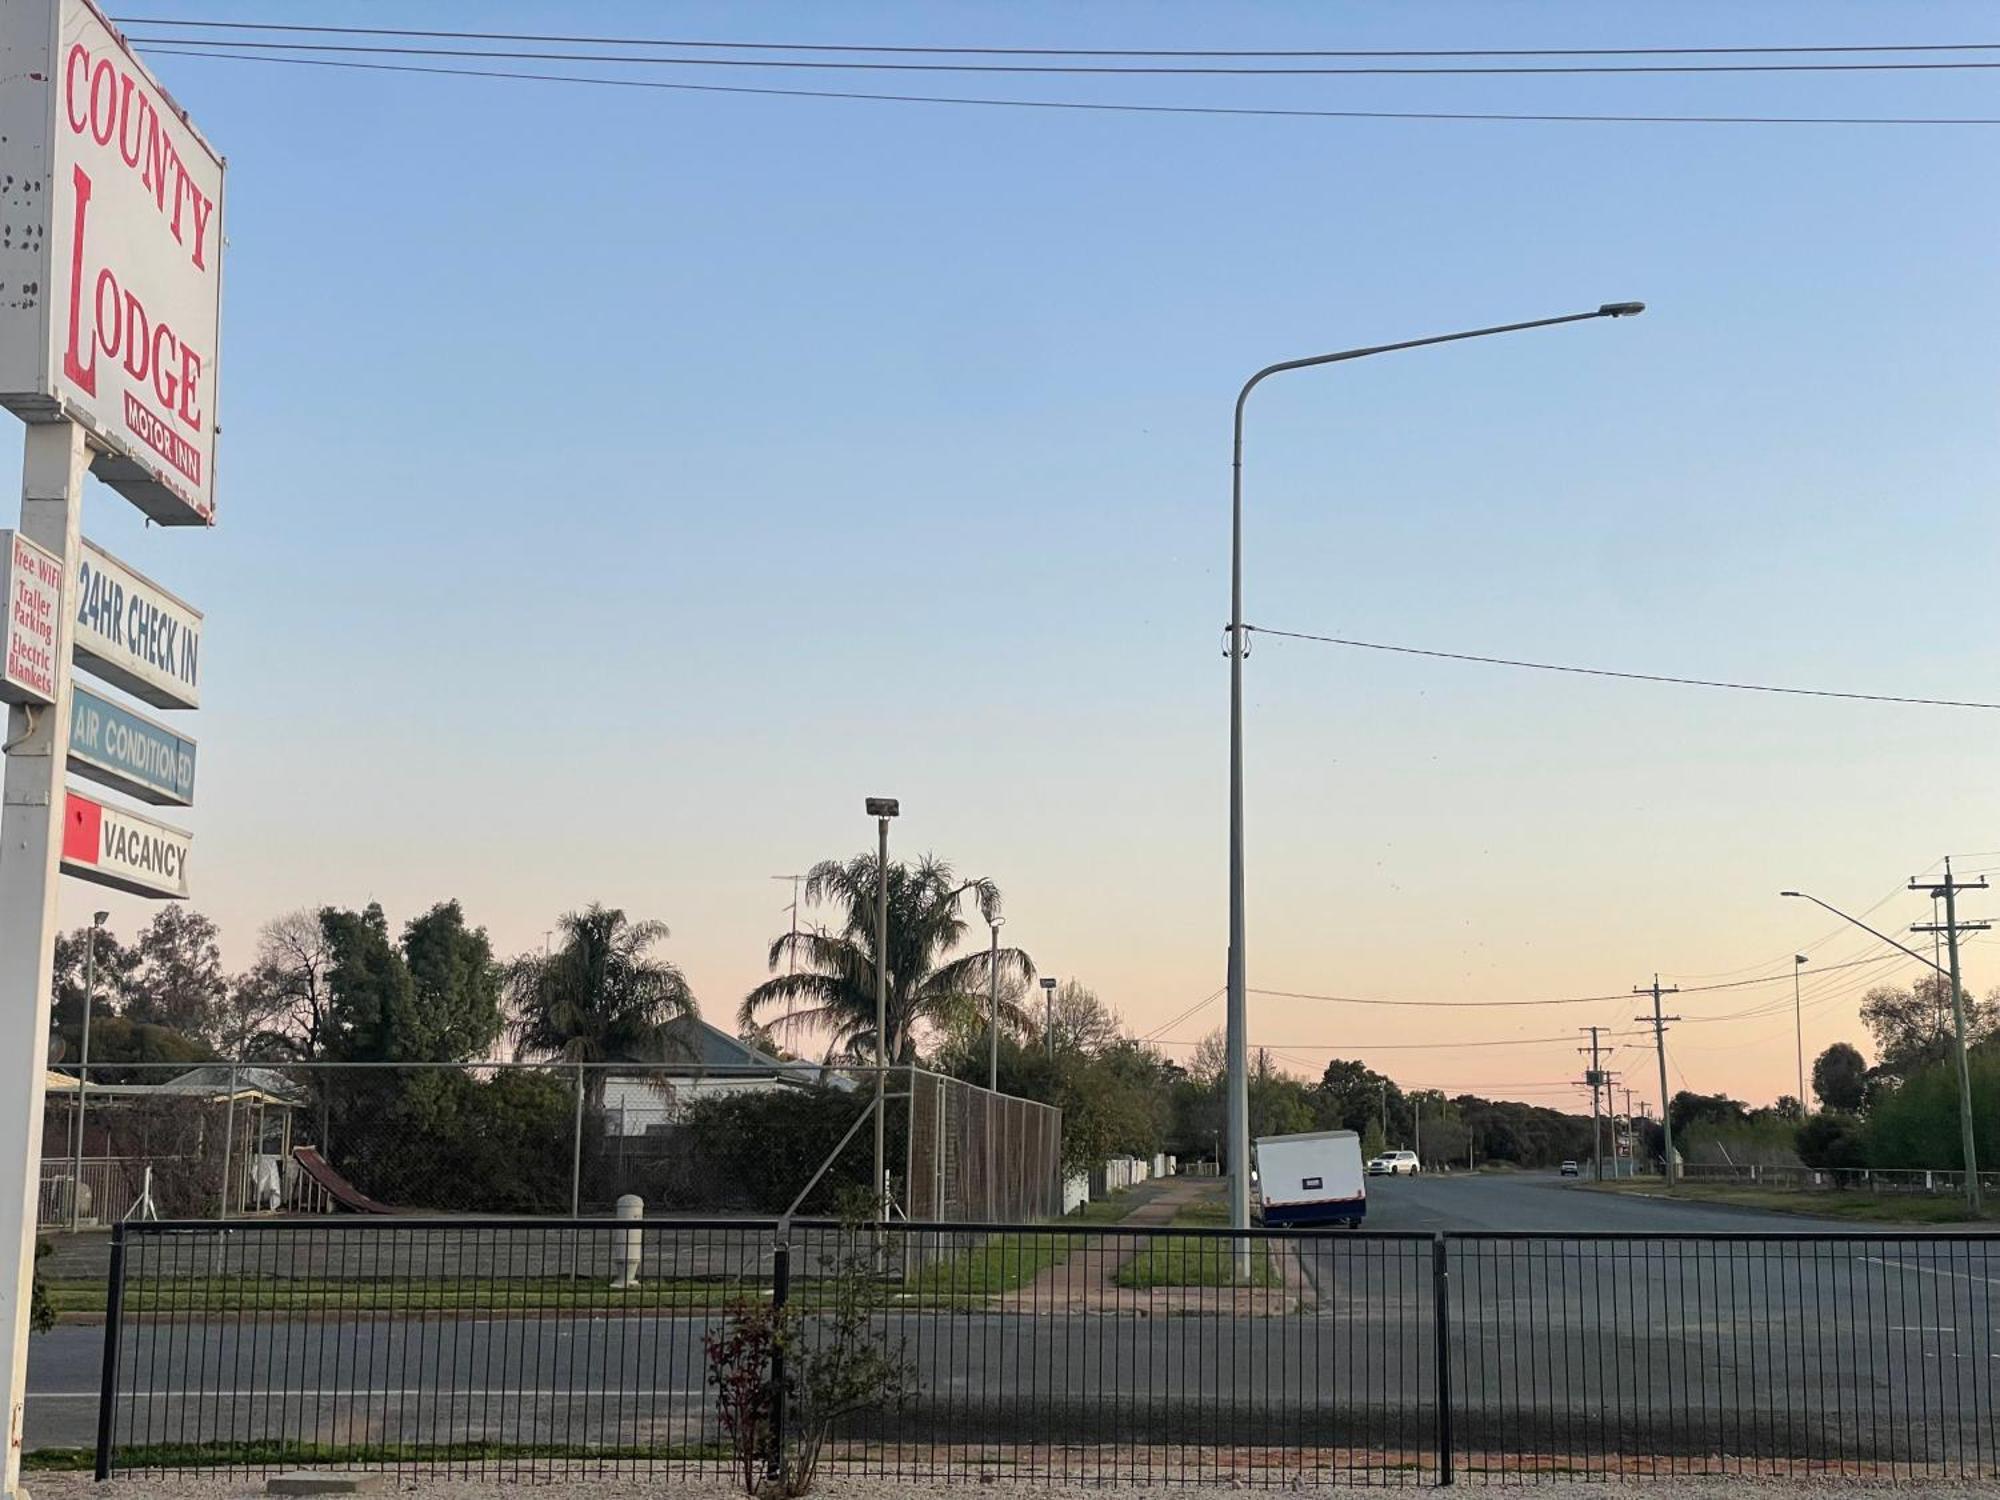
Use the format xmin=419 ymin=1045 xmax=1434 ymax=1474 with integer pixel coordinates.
xmin=0 ymin=419 xmax=84 ymax=1500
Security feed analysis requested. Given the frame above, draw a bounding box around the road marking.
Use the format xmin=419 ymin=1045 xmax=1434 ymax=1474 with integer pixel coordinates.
xmin=1862 ymin=1255 xmax=2000 ymax=1289
xmin=1891 ymin=1325 xmax=1960 ymax=1334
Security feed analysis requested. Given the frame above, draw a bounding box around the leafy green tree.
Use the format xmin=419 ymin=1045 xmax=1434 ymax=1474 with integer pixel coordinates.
xmin=740 ymin=854 xmax=1032 ymax=1061
xmin=1863 ymin=1047 xmax=2000 ymax=1171
xmin=125 ymin=905 xmax=227 ymax=1042
xmin=1812 ymin=1041 xmax=1870 ymax=1113
xmin=1861 ymin=975 xmax=2000 ymax=1082
xmin=509 ymin=904 xmax=696 ymax=1109
xmin=320 ymin=901 xmax=503 ymax=1063
xmin=1313 ymin=1058 xmax=1400 ymax=1136
xmin=50 ymin=1015 xmax=211 ymax=1082
xmin=1796 ymin=1110 xmax=1868 ymax=1170
xmin=49 ymin=925 xmax=139 ymax=1038
xmin=1361 ymin=1119 xmax=1387 ymax=1159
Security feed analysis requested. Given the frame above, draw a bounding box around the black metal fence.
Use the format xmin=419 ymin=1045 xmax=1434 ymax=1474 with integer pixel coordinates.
xmin=91 ymin=1220 xmax=2000 ymax=1486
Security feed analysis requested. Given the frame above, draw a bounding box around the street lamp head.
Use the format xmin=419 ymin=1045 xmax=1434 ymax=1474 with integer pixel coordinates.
xmin=1780 ymin=891 xmax=1802 ymax=899
xmin=1598 ymin=301 xmax=1646 ymax=318
xmin=92 ymin=910 xmax=109 ymax=925
xmin=864 ymin=797 xmax=900 ymax=819
xmin=1040 ymin=976 xmax=1057 ymax=991
xmin=1796 ymin=954 xmax=1809 ymax=965
xmin=990 ymin=915 xmax=1005 ymax=931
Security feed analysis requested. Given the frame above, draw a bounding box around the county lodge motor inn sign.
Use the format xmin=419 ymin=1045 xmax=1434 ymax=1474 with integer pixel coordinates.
xmin=0 ymin=0 xmax=224 ymax=525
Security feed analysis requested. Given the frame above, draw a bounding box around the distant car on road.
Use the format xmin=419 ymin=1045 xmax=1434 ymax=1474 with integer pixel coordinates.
xmin=1367 ymin=1150 xmax=1421 ymax=1177
xmin=1560 ymin=1160 xmax=1580 ymax=1177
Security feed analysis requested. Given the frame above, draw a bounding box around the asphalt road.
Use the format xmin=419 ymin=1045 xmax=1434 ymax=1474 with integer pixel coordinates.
xmin=1358 ymin=1168 xmax=1867 ymax=1234
xmin=27 ymin=1175 xmax=2000 ymax=1475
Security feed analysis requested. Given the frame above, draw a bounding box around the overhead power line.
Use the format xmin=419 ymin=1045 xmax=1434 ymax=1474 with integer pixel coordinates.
xmin=1245 ymin=626 xmax=2000 ymax=709
xmin=127 ymin=50 xmax=2000 ymax=129
xmin=1249 ymin=953 xmax=1923 ymax=1012
xmin=115 ymin=34 xmax=2000 ymax=74
xmin=106 ymin=22 xmax=2000 ymax=60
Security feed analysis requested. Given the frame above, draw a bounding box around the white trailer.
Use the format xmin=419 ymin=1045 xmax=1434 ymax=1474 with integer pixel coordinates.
xmin=1253 ymin=1129 xmax=1366 ymax=1228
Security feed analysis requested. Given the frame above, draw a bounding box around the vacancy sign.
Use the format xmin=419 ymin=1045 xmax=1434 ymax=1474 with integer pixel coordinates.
xmin=72 ymin=537 xmax=201 ymax=709
xmin=0 ymin=0 xmax=226 ymax=525
xmin=0 ymin=531 xmax=63 ymax=705
xmin=61 ymin=787 xmax=189 ymax=898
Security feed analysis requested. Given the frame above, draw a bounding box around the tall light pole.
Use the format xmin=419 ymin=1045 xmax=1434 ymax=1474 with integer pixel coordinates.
xmin=866 ymin=797 xmax=899 ymax=1220
xmin=1040 ymin=975 xmax=1058 ymax=1059
xmin=1224 ymin=302 xmax=1645 ymax=1240
xmin=987 ymin=917 xmax=1005 ymax=1093
xmin=1794 ymin=954 xmax=1809 ymax=1112
xmin=1783 ymin=885 xmax=1982 ymax=1215
xmin=69 ymin=910 xmax=109 ymax=1233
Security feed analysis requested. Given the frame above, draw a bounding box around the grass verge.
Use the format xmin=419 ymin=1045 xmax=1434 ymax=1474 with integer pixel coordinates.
xmin=1113 ymin=1235 xmax=1276 ymax=1288
xmin=1586 ymin=1179 xmax=1996 ymax=1225
xmin=908 ymin=1233 xmax=1065 ymax=1295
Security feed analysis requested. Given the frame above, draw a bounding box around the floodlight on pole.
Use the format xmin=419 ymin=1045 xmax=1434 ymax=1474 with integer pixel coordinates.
xmin=868 ymin=797 xmax=899 ymax=1220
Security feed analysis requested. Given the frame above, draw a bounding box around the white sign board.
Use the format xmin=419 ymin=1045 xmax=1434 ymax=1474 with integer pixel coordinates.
xmin=0 ymin=530 xmax=63 ymax=704
xmin=0 ymin=0 xmax=225 ymax=525
xmin=72 ymin=537 xmax=201 ymax=708
xmin=61 ymin=786 xmax=189 ymax=898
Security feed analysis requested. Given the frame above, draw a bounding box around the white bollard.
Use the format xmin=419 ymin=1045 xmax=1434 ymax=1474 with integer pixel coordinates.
xmin=610 ymin=1194 xmax=644 ymax=1289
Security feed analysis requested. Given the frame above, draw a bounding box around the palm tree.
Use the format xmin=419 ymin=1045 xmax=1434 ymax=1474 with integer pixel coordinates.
xmin=508 ymin=904 xmax=697 ymax=1107
xmin=739 ymin=853 xmax=1034 ymax=1062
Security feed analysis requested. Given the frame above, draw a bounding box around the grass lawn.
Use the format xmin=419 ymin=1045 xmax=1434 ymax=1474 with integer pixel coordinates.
xmin=1586 ymin=1179 xmax=1996 ymax=1225
xmin=50 ymin=1275 xmax=784 ymax=1317
xmin=908 ymin=1233 xmax=1065 ymax=1296
xmin=1113 ymin=1230 xmax=1276 ymax=1289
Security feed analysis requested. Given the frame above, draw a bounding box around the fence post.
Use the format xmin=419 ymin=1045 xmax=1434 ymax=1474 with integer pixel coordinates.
xmin=1433 ymin=1234 xmax=1454 ymax=1486
xmin=217 ymin=1062 xmax=239 ymax=1221
xmin=571 ymin=1061 xmax=585 ymax=1218
xmin=769 ymin=1236 xmax=790 ymax=1488
xmin=94 ymin=1222 xmax=128 ymax=1480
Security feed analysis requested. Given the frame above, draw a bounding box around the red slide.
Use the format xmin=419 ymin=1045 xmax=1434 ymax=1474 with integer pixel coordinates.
xmin=292 ymin=1146 xmax=396 ymax=1215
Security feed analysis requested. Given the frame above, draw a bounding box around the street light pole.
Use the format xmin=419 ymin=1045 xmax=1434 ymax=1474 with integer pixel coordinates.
xmin=1783 ymin=884 xmax=1983 ymax=1215
xmin=69 ymin=910 xmax=109 ymax=1233
xmin=1041 ymin=975 xmax=1058 ymax=1060
xmin=866 ymin=798 xmax=899 ymax=1220
xmin=1225 ymin=302 xmax=1645 ymax=1244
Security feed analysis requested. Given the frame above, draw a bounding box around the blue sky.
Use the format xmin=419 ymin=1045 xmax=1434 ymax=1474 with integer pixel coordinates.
xmin=37 ymin=0 xmax=2000 ymax=1107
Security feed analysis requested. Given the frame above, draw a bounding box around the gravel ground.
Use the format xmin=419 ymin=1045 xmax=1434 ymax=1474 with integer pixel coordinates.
xmin=24 ymin=1476 xmax=2000 ymax=1499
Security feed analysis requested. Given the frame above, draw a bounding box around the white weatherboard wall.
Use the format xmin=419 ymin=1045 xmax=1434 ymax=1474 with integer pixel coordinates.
xmin=0 ymin=0 xmax=226 ymax=524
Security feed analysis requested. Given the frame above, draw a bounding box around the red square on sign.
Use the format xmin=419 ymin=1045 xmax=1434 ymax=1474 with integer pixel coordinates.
xmin=62 ymin=793 xmax=101 ymax=865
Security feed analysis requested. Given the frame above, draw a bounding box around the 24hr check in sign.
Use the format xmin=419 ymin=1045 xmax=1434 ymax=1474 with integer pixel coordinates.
xmin=0 ymin=0 xmax=225 ymax=525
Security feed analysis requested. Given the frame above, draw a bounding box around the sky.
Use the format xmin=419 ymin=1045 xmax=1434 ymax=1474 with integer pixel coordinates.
xmin=28 ymin=0 xmax=2000 ymax=1113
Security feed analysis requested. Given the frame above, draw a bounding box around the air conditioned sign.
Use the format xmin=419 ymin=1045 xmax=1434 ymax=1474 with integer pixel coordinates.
xmin=68 ymin=681 xmax=194 ymax=805
xmin=71 ymin=537 xmax=200 ymax=709
xmin=0 ymin=0 xmax=225 ymax=525
xmin=0 ymin=530 xmax=63 ymax=705
xmin=60 ymin=786 xmax=189 ymax=898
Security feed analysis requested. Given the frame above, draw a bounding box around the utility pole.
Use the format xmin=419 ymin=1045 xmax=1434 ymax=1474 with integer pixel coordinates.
xmin=1793 ymin=954 xmax=1809 ymax=1113
xmin=1911 ymin=858 xmax=1988 ymax=1216
xmin=1634 ymin=976 xmax=1682 ymax=1185
xmin=1620 ymin=1085 xmax=1636 ymax=1179
xmin=1579 ymin=1026 xmax=1607 ymax=1182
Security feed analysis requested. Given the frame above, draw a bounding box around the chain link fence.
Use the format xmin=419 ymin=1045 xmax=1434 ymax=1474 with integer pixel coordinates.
xmin=38 ymin=1061 xmax=1062 ymax=1226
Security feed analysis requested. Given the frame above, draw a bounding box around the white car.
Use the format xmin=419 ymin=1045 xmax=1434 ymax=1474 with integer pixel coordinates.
xmin=1366 ymin=1150 xmax=1421 ymax=1177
